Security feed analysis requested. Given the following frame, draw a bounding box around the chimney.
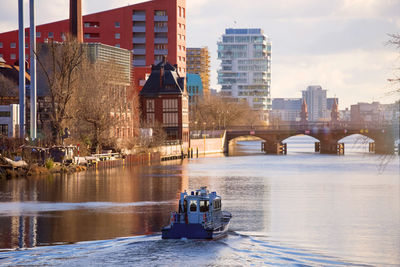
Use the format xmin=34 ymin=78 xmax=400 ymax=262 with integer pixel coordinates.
xmin=69 ymin=0 xmax=83 ymax=42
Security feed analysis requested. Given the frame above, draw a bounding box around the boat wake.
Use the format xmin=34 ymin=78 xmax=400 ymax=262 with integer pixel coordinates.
xmin=0 ymin=231 xmax=377 ymax=266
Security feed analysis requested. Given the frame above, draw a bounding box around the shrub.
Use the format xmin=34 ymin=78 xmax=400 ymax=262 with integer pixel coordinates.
xmin=45 ymin=158 xmax=54 ymax=169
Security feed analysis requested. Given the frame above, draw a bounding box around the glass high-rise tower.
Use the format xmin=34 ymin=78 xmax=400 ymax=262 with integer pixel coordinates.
xmin=217 ymin=28 xmax=271 ymax=110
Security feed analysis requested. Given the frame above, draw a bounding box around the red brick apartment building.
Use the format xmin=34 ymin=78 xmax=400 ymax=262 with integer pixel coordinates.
xmin=0 ymin=0 xmax=187 ymax=91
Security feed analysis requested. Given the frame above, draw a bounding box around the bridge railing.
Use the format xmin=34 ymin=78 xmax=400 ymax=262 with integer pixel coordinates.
xmin=190 ymin=130 xmax=225 ymax=139
xmin=225 ymin=122 xmax=394 ymax=132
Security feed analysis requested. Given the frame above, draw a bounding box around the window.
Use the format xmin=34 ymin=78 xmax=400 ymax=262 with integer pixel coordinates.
xmin=25 ymin=43 xmax=29 ymax=48
xmin=37 ymin=32 xmax=41 ymax=38
xmin=183 ymin=8 xmax=185 ymax=18
xmin=155 ymin=21 xmax=167 ymax=27
xmin=199 ymin=200 xmax=209 ymax=212
xmin=115 ymin=33 xmax=120 ymax=39
xmin=163 ymin=113 xmax=178 ymax=126
xmin=154 ymin=10 xmax=166 ymax=16
xmin=0 ymin=112 xmax=11 ymax=117
xmin=115 ymin=22 xmax=120 ymax=28
xmin=115 ymin=44 xmax=120 ymax=48
xmin=84 ymin=33 xmax=90 ymax=39
xmin=0 ymin=124 xmax=8 ymax=136
xmin=163 ymin=99 xmax=178 ymax=112
xmin=213 ymin=199 xmax=221 ymax=210
xmin=178 ymin=6 xmax=182 ymax=17
xmin=146 ymin=113 xmax=155 ymax=125
xmin=61 ymin=33 xmax=66 ymax=41
xmin=146 ymin=99 xmax=155 ymax=112
xmin=48 ymin=32 xmax=54 ymax=38
xmin=189 ymin=200 xmax=197 ymax=212
xmin=10 ymin=42 xmax=16 ymax=48
xmin=0 ymin=42 xmax=2 ymax=48
xmin=0 ymin=54 xmax=3 ymax=59
xmin=10 ymin=54 xmax=16 ymax=60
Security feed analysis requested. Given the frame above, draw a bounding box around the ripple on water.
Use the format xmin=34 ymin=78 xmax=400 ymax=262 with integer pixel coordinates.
xmin=0 ymin=232 xmax=371 ymax=266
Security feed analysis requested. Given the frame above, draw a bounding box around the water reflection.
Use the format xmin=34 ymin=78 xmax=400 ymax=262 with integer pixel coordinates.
xmin=0 ymin=164 xmax=188 ymax=249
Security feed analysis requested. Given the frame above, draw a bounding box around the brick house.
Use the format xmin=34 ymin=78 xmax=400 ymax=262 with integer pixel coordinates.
xmin=139 ymin=58 xmax=189 ymax=145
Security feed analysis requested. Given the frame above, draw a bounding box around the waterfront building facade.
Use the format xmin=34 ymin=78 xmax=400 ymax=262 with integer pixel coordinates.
xmin=186 ymin=47 xmax=210 ymax=95
xmin=139 ymin=59 xmax=189 ymax=145
xmin=0 ymin=0 xmax=186 ymax=91
xmin=217 ymin=28 xmax=272 ymax=113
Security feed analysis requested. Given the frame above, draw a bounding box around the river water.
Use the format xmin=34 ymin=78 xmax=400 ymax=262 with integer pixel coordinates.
xmin=0 ymin=136 xmax=399 ymax=266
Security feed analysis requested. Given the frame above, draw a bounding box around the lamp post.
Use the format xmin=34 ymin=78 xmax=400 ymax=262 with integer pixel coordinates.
xmin=18 ymin=0 xmax=25 ymax=138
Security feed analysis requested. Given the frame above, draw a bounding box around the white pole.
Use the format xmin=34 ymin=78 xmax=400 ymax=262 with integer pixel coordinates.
xmin=30 ymin=0 xmax=37 ymax=139
xmin=18 ymin=0 xmax=25 ymax=139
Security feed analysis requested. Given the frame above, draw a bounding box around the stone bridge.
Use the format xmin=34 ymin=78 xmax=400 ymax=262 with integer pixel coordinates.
xmin=224 ymin=123 xmax=396 ymax=155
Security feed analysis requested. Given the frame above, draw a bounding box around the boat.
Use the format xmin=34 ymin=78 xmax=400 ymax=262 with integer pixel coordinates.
xmin=162 ymin=187 xmax=232 ymax=239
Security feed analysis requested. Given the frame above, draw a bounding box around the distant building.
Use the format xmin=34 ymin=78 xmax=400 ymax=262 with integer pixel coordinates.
xmin=271 ymin=93 xmax=339 ymax=123
xmin=350 ymin=101 xmax=398 ymax=124
xmin=270 ymin=98 xmax=301 ymax=122
xmin=0 ymin=104 xmax=19 ymax=138
xmin=186 ymin=47 xmax=210 ymax=95
xmin=139 ymin=58 xmax=189 ymax=144
xmin=186 ymin=73 xmax=203 ymax=107
xmin=217 ymin=28 xmax=272 ymax=112
xmin=302 ymin=85 xmax=328 ymax=122
xmin=339 ymin=108 xmax=350 ymax=121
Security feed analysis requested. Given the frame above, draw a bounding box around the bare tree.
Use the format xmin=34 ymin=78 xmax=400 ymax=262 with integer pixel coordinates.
xmin=74 ymin=59 xmax=133 ymax=153
xmin=36 ymin=36 xmax=85 ymax=144
xmin=388 ymin=33 xmax=400 ymax=93
xmin=0 ymin=73 xmax=18 ymax=97
xmin=190 ymin=95 xmax=265 ymax=130
xmin=131 ymin=121 xmax=167 ymax=153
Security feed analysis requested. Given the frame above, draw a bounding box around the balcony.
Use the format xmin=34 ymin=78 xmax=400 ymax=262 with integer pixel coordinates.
xmin=132 ymin=14 xmax=146 ymax=21
xmin=154 ymin=49 xmax=168 ymax=55
xmin=154 ymin=15 xmax=168 ymax=22
xmin=132 ymin=37 xmax=146 ymax=43
xmin=154 ymin=38 xmax=168 ymax=44
xmin=154 ymin=26 xmax=168 ymax=33
xmin=133 ymin=59 xmax=146 ymax=66
xmin=132 ymin=48 xmax=146 ymax=55
xmin=132 ymin=26 xmax=146 ymax=32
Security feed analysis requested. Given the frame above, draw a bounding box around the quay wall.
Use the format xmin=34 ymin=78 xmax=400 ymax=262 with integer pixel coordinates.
xmin=190 ymin=137 xmax=224 ymax=155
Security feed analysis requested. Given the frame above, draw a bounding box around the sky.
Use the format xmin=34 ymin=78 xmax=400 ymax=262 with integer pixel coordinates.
xmin=0 ymin=0 xmax=399 ymax=108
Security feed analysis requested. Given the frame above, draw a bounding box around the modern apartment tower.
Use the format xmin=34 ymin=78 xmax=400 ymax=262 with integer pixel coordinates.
xmin=217 ymin=28 xmax=271 ymax=110
xmin=186 ymin=47 xmax=210 ymax=95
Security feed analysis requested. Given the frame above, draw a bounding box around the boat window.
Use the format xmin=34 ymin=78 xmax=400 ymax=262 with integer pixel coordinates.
xmin=189 ymin=200 xmax=197 ymax=212
xmin=199 ymin=200 xmax=209 ymax=212
xmin=213 ymin=199 xmax=221 ymax=210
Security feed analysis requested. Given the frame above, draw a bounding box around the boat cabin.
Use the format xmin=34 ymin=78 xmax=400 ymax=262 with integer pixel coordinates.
xmin=178 ymin=187 xmax=222 ymax=224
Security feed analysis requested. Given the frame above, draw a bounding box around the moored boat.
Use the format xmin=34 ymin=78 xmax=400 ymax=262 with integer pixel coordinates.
xmin=162 ymin=187 xmax=232 ymax=239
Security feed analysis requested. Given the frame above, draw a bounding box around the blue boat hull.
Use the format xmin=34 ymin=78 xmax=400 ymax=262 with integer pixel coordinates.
xmin=162 ymin=221 xmax=230 ymax=239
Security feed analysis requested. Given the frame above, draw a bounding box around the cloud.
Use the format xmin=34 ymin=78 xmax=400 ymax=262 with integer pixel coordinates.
xmin=271 ymin=49 xmax=398 ymax=108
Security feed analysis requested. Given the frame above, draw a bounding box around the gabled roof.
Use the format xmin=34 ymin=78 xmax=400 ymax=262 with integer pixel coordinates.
xmin=140 ymin=59 xmax=185 ymax=97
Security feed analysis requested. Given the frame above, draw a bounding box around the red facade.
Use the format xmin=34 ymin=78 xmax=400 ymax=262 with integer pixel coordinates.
xmin=0 ymin=0 xmax=186 ymax=90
